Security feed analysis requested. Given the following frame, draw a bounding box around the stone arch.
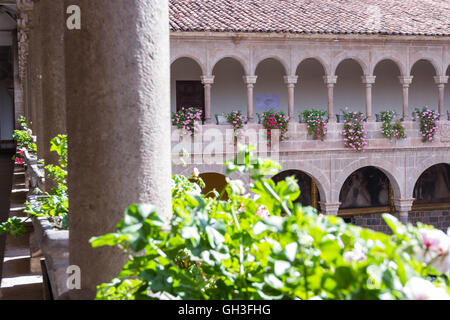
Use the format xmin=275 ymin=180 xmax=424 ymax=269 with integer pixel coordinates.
xmin=170 ymin=55 xmax=207 ymax=75
xmin=295 ymin=56 xmax=329 ymax=76
xmin=335 ymin=158 xmax=403 ymax=203
xmin=332 ymin=55 xmax=369 ymax=76
xmin=372 ymin=59 xmax=403 ymax=115
xmin=371 ymin=57 xmax=406 ymax=77
xmin=211 ymin=55 xmax=249 ymax=76
xmin=253 ymin=56 xmax=289 ymax=75
xmin=278 ymin=161 xmax=330 ymax=203
xmin=407 ymin=154 xmax=450 ymax=198
xmin=410 ymin=57 xmax=439 ymax=76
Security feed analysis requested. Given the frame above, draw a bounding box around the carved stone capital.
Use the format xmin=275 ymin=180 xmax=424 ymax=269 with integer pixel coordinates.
xmin=394 ymin=198 xmax=414 ymax=213
xmin=200 ymin=75 xmax=215 ymax=85
xmin=323 ymin=75 xmax=337 ymax=85
xmin=243 ymin=75 xmax=257 ymax=85
xmin=398 ymin=76 xmax=413 ymax=86
xmin=284 ymin=75 xmax=298 ymax=85
xmin=434 ymin=75 xmax=449 ymax=85
xmin=361 ymin=75 xmax=376 ymax=85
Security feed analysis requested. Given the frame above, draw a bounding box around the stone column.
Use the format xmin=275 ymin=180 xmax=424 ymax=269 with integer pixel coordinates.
xmin=323 ymin=76 xmax=337 ymax=123
xmin=200 ymin=75 xmax=214 ymax=124
xmin=29 ymin=0 xmax=45 ymax=160
xmin=284 ymin=75 xmax=298 ymax=122
xmin=394 ymin=199 xmax=414 ymax=224
xmin=362 ymin=75 xmax=376 ymax=121
xmin=243 ymin=75 xmax=257 ymax=123
xmin=398 ymin=76 xmax=413 ymax=120
xmin=12 ymin=32 xmax=24 ymax=127
xmin=434 ymin=76 xmax=449 ymax=119
xmin=40 ymin=0 xmax=67 ymax=191
xmin=319 ymin=202 xmax=341 ymax=216
xmin=64 ymin=0 xmax=171 ymax=299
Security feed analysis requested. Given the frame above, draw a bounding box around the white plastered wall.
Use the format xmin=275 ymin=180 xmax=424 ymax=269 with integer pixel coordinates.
xmin=170 ymin=57 xmax=202 ymax=113
xmin=373 ymin=60 xmax=403 ymax=115
xmin=410 ymin=60 xmax=439 ymax=112
xmin=295 ymin=59 xmax=328 ymax=113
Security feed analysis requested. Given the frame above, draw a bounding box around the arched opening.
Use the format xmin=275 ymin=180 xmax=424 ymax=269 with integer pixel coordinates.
xmin=272 ymin=170 xmax=320 ymax=209
xmin=413 ymin=164 xmax=450 ymax=206
xmin=199 ymin=172 xmax=228 ymax=200
xmin=254 ymin=58 xmax=288 ymax=115
xmin=339 ymin=166 xmax=393 ymax=212
xmin=211 ymin=57 xmax=246 ymax=119
xmin=295 ymin=58 xmax=327 ymax=115
xmin=410 ymin=59 xmax=438 ymax=112
xmin=411 ymin=164 xmax=450 ymax=231
xmin=170 ymin=57 xmax=204 ymax=118
xmin=373 ymin=60 xmax=402 ymax=117
xmin=338 ymin=166 xmax=395 ymax=233
xmin=334 ymin=59 xmax=365 ymax=114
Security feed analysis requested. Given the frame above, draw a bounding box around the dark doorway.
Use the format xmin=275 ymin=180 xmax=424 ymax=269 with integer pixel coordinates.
xmin=176 ymin=81 xmax=205 ymax=121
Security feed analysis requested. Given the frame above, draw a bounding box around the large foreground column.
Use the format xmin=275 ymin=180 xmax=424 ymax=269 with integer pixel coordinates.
xmin=64 ymin=0 xmax=172 ymax=298
xmin=41 ymin=0 xmax=67 ymax=190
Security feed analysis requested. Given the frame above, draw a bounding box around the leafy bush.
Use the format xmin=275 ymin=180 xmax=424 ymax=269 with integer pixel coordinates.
xmin=260 ymin=110 xmax=289 ymax=143
xmin=91 ymin=145 xmax=450 ymax=300
xmin=172 ymin=107 xmax=203 ymax=136
xmin=415 ymin=107 xmax=439 ymax=143
xmin=301 ymin=109 xmax=328 ymax=141
xmin=380 ymin=111 xmax=406 ymax=140
xmin=341 ymin=110 xmax=367 ymax=152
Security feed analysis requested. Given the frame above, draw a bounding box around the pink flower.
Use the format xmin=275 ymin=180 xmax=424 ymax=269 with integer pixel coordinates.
xmin=19 ymin=148 xmax=25 ymax=156
xmin=255 ymin=205 xmax=270 ymax=220
xmin=15 ymin=157 xmax=23 ymax=165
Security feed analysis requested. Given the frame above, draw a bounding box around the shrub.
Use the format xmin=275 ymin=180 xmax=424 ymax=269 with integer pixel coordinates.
xmin=260 ymin=110 xmax=289 ymax=143
xmin=301 ymin=109 xmax=328 ymax=141
xmin=341 ymin=110 xmax=367 ymax=152
xmin=91 ymin=145 xmax=450 ymax=300
xmin=415 ymin=107 xmax=439 ymax=143
xmin=380 ymin=111 xmax=406 ymax=140
xmin=172 ymin=107 xmax=203 ymax=136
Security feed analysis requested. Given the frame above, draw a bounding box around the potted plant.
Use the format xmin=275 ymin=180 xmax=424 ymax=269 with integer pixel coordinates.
xmin=380 ymin=110 xmax=406 ymax=140
xmin=341 ymin=110 xmax=367 ymax=152
xmin=301 ymin=109 xmax=328 ymax=141
xmin=415 ymin=107 xmax=439 ymax=143
xmin=215 ymin=113 xmax=228 ymax=125
xmin=224 ymin=110 xmax=247 ymax=142
xmin=172 ymin=107 xmax=203 ymax=136
xmin=260 ymin=110 xmax=289 ymax=144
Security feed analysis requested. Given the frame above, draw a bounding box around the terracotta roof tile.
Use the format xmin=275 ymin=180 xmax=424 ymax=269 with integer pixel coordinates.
xmin=169 ymin=0 xmax=450 ymax=36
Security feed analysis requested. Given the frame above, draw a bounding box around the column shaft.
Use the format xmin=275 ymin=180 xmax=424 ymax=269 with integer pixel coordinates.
xmin=323 ymin=76 xmax=337 ymax=123
xmin=64 ymin=0 xmax=172 ymax=298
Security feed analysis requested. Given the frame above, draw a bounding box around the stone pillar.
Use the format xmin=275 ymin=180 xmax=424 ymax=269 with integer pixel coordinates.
xmin=434 ymin=76 xmax=449 ymax=119
xmin=362 ymin=75 xmax=376 ymax=121
xmin=12 ymin=32 xmax=24 ymax=127
xmin=319 ymin=202 xmax=341 ymax=216
xmin=200 ymin=75 xmax=214 ymax=124
xmin=323 ymin=76 xmax=337 ymax=123
xmin=284 ymin=75 xmax=298 ymax=122
xmin=29 ymin=0 xmax=45 ymax=160
xmin=394 ymin=199 xmax=414 ymax=225
xmin=398 ymin=76 xmax=413 ymax=120
xmin=243 ymin=75 xmax=257 ymax=123
xmin=64 ymin=0 xmax=172 ymax=299
xmin=40 ymin=0 xmax=67 ymax=190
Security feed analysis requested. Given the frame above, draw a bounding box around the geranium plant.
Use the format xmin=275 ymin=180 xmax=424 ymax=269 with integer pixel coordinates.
xmin=301 ymin=109 xmax=328 ymax=141
xmin=380 ymin=111 xmax=406 ymax=140
xmin=91 ymin=145 xmax=450 ymax=300
xmin=415 ymin=107 xmax=439 ymax=143
xmin=260 ymin=110 xmax=289 ymax=143
xmin=341 ymin=109 xmax=367 ymax=152
xmin=172 ymin=107 xmax=203 ymax=136
xmin=12 ymin=116 xmax=37 ymax=164
xmin=224 ymin=110 xmax=247 ymax=141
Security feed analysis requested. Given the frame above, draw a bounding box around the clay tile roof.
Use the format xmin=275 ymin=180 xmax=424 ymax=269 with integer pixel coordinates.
xmin=169 ymin=0 xmax=450 ymax=36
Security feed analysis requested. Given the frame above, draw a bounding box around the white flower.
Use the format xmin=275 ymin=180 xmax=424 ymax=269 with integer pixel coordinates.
xmin=227 ymin=179 xmax=246 ymax=195
xmin=255 ymin=205 xmax=270 ymax=220
xmin=343 ymin=242 xmax=367 ymax=263
xmin=403 ymin=277 xmax=450 ymax=300
xmin=192 ymin=167 xmax=200 ymax=177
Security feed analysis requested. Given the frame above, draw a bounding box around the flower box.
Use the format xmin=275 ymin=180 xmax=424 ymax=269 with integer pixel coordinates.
xmin=31 ymin=216 xmax=69 ymax=300
xmin=336 ymin=114 xmax=345 ymax=123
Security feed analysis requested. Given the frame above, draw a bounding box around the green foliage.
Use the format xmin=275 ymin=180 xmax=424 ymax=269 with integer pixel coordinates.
xmin=12 ymin=116 xmax=37 ymax=154
xmin=91 ymin=145 xmax=450 ymax=300
xmin=24 ymin=135 xmax=68 ymax=230
xmin=0 ymin=217 xmax=27 ymax=238
xmin=224 ymin=110 xmax=246 ymax=141
xmin=380 ymin=111 xmax=406 ymax=140
xmin=301 ymin=109 xmax=328 ymax=141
